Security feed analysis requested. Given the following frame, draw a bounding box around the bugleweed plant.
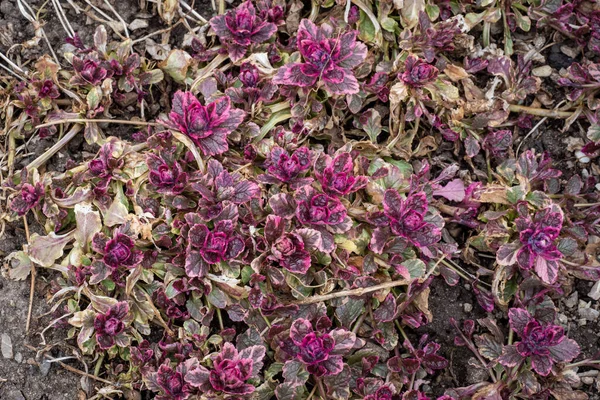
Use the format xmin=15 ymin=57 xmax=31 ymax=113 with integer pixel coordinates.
xmin=3 ymin=0 xmax=600 ymax=399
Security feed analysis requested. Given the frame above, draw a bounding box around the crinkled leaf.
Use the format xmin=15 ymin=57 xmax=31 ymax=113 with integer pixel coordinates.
xmin=74 ymin=203 xmax=102 ymax=252
xmin=28 ymin=232 xmax=75 ymax=267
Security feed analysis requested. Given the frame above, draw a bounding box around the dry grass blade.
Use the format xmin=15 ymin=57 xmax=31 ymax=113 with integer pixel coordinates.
xmin=290 ymin=278 xmax=409 ymax=305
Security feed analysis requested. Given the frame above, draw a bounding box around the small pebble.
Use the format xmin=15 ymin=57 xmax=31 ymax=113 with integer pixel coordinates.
xmin=582 ymin=377 xmax=595 ymax=385
xmin=565 ymin=292 xmax=578 ymax=308
xmin=532 ymin=65 xmax=552 ymax=77
xmin=463 ymin=303 xmax=473 ymax=313
xmin=39 ymin=359 xmax=52 ymax=377
xmin=589 ymin=281 xmax=600 ymax=301
xmin=579 ymin=307 xmax=600 ymax=321
xmin=1 ymin=333 xmax=13 ymax=359
xmin=558 ymin=313 xmax=569 ymax=325
xmin=576 ymin=150 xmax=591 ymax=164
xmin=14 ymin=352 xmax=22 ymax=363
xmin=578 ymin=318 xmax=587 ymax=327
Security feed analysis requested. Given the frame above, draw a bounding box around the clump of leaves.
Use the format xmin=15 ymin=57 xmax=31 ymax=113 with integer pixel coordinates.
xmin=4 ymin=0 xmax=600 ymax=399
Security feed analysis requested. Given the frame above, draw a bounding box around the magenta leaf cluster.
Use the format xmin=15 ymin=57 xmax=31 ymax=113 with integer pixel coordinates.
xmin=185 ymin=343 xmax=266 ymax=395
xmin=497 ymin=205 xmax=563 ymax=284
xmin=210 ymin=1 xmax=278 ymax=61
xmin=498 ymin=308 xmax=580 ymax=376
xmin=370 ymin=190 xmax=442 ymax=253
xmin=275 ymin=318 xmax=356 ymax=377
xmin=161 ymin=91 xmax=245 ymax=156
xmin=10 ymin=182 xmax=44 ymax=216
xmin=273 ymin=19 xmax=367 ymax=95
xmin=94 ymin=301 xmax=129 ymax=350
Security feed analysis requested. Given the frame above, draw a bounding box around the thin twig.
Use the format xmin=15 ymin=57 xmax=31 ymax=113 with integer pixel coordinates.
xmin=508 ymin=104 xmax=574 ymax=118
xmin=26 ymin=124 xmax=83 ymax=171
xmin=180 ymin=0 xmax=208 ymax=23
xmin=50 ymin=0 xmax=76 ymax=37
xmin=57 ymin=360 xmax=117 ymax=386
xmin=131 ymin=23 xmax=180 ymax=44
xmin=17 ymin=0 xmax=61 ymax=65
xmin=36 ymin=119 xmax=159 ymax=129
xmin=290 ymin=279 xmax=409 ymax=305
xmin=24 ymin=215 xmax=35 ymax=335
xmin=102 ymin=0 xmax=129 ymax=38
xmin=516 ymin=100 xmax=566 ymax=156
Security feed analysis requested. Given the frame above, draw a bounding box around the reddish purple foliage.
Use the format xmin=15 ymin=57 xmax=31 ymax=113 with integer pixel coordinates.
xmin=161 ymin=91 xmax=245 ymax=156
xmin=147 ymin=154 xmax=188 ymax=195
xmin=33 ymin=79 xmax=60 ymax=99
xmin=370 ymin=190 xmax=442 ymax=252
xmin=101 ymin=232 xmax=143 ymax=269
xmin=185 ymin=342 xmax=266 ymax=395
xmin=210 ymin=1 xmax=278 ymax=61
xmin=155 ymin=363 xmax=191 ymax=400
xmin=273 ymin=19 xmax=367 ymax=95
xmin=498 ymin=308 xmax=579 ymax=376
xmin=258 ymin=146 xmax=312 ymax=188
xmin=71 ymin=56 xmax=109 ymax=85
xmin=497 ymin=205 xmax=563 ymax=284
xmin=276 ymin=318 xmax=356 ymax=377
xmin=10 ymin=182 xmax=44 ymax=216
xmin=314 ymin=152 xmax=368 ymax=196
xmin=94 ymin=301 xmax=129 ymax=350
xmin=185 ymin=220 xmax=245 ymax=277
xmin=401 ymin=56 xmax=439 ymax=88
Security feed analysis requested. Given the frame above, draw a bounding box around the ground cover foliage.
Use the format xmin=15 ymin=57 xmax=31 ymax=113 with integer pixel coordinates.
xmin=2 ymin=0 xmax=600 ymax=398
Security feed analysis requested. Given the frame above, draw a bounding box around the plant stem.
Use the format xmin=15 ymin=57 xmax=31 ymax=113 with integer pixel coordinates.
xmin=352 ymin=310 xmax=368 ymax=334
xmin=394 ymin=319 xmax=410 ymax=343
xmin=26 ymin=124 xmax=83 ymax=171
xmin=306 ymin=383 xmax=318 ymax=400
xmin=567 ymin=359 xmax=600 ymax=368
xmin=36 ymin=119 xmax=159 ymax=129
xmin=317 ymin=378 xmax=326 ymax=399
xmin=290 ymin=278 xmax=409 ymax=305
xmin=216 ymin=308 xmax=224 ymax=330
xmin=257 ymin=110 xmax=292 ymax=142
xmin=24 ymin=215 xmax=35 ymax=335
xmin=508 ymin=104 xmax=574 ymax=118
xmin=94 ymin=353 xmax=105 ymax=377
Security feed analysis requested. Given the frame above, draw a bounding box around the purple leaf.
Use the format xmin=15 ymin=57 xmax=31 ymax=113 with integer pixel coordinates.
xmin=273 ymin=19 xmax=366 ymax=95
xmin=497 ymin=344 xmax=524 ymax=367
xmin=269 ymin=193 xmax=296 ymax=218
xmin=508 ymin=308 xmax=532 ymax=336
xmin=161 ymin=91 xmax=245 ymax=157
xmin=433 ymin=179 xmax=466 ymax=202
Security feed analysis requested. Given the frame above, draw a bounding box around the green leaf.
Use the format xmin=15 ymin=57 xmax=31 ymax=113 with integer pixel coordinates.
xmin=587 ymin=124 xmax=600 ymax=141
xmin=380 ymin=17 xmax=398 ymax=33
xmin=335 ymin=298 xmax=365 ymax=327
xmin=400 ymin=0 xmax=425 ymax=29
xmin=403 ymin=259 xmax=426 ymax=279
xmin=86 ymin=86 xmax=102 ymax=110
xmin=507 ymin=185 xmax=526 ymax=204
xmin=425 ymin=4 xmax=440 ymax=20
xmin=358 ymin=10 xmax=376 ymax=43
xmin=513 ymin=8 xmax=531 ymax=32
xmin=362 ymin=109 xmax=382 ymax=142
